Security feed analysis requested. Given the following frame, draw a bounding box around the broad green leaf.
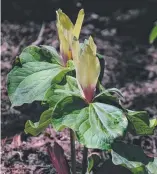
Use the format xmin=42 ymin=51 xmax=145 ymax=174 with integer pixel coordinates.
xmin=111 ymin=142 xmax=152 ymax=174
xmin=7 ymin=62 xmax=71 ymax=106
xmin=149 ymin=25 xmax=157 ymax=44
xmin=52 ymin=96 xmax=87 ymax=130
xmin=112 ymin=142 xmax=151 ymax=165
xmin=44 ymin=76 xmax=80 ymax=107
xmin=25 ymin=108 xmax=53 ymax=136
xmin=19 ymin=45 xmax=52 ymax=64
xmin=52 ymin=96 xmax=128 ymax=150
xmin=41 ymin=45 xmax=62 ymax=65
xmin=146 ymin=158 xmax=157 ymax=174
xmin=44 ymin=83 xmax=67 ymax=107
xmin=112 ymin=150 xmax=146 ymax=174
xmin=7 ymin=44 xmax=74 ymax=106
xmin=127 ymin=110 xmax=156 ymax=135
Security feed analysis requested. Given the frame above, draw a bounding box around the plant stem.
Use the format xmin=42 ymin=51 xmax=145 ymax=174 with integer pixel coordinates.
xmin=81 ymin=146 xmax=88 ymax=174
xmin=70 ymin=129 xmax=76 ymax=174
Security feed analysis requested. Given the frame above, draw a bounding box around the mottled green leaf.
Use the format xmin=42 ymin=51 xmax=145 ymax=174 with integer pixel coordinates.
xmin=111 ymin=142 xmax=152 ymax=174
xmin=44 ymin=76 xmax=80 ymax=107
xmin=52 ymin=96 xmax=128 ymax=150
xmin=41 ymin=45 xmax=62 ymax=65
xmin=111 ymin=143 xmax=149 ymax=174
xmin=127 ymin=110 xmax=156 ymax=135
xmin=7 ymin=44 xmax=74 ymax=106
xmin=112 ymin=142 xmax=151 ymax=165
xmin=7 ymin=62 xmax=71 ymax=106
xmin=19 ymin=45 xmax=52 ymax=64
xmin=112 ymin=150 xmax=146 ymax=174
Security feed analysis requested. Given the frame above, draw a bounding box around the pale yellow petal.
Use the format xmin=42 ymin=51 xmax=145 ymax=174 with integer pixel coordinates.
xmin=88 ymin=36 xmax=96 ymax=55
xmin=71 ymin=37 xmax=80 ymax=64
xmin=73 ymin=9 xmax=85 ymax=39
xmin=56 ymin=23 xmax=70 ymax=65
xmin=56 ymin=9 xmax=74 ymax=30
xmin=56 ymin=23 xmax=63 ymax=43
xmin=57 ymin=23 xmax=69 ymax=51
xmin=77 ymin=44 xmax=100 ymax=88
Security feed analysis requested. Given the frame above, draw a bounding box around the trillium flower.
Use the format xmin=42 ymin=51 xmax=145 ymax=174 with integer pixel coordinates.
xmin=56 ymin=9 xmax=84 ymax=66
xmin=72 ymin=36 xmax=100 ymax=103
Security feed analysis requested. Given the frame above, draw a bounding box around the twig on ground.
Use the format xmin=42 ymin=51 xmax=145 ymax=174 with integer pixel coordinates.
xmin=31 ymin=22 xmax=45 ymax=46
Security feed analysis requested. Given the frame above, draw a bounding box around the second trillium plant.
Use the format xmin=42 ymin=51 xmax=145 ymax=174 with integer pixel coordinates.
xmin=56 ymin=9 xmax=84 ymax=66
xmin=7 ymin=9 xmax=157 ymax=174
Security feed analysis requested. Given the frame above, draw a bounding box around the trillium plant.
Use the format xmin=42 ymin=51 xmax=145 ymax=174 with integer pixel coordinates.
xmin=7 ymin=9 xmax=157 ymax=174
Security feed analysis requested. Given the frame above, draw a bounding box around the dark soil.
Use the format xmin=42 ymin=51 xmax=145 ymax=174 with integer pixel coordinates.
xmin=1 ymin=1 xmax=157 ymax=173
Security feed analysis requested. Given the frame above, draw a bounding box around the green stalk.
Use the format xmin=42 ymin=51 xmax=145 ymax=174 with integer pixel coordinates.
xmin=70 ymin=129 xmax=76 ymax=174
xmin=81 ymin=146 xmax=88 ymax=174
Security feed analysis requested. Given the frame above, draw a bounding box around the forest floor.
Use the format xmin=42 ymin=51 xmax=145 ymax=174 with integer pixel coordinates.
xmin=1 ymin=7 xmax=157 ymax=174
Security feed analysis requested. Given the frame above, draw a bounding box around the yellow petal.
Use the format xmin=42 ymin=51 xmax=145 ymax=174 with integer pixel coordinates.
xmin=77 ymin=41 xmax=100 ymax=89
xmin=88 ymin=36 xmax=96 ymax=55
xmin=72 ymin=37 xmax=100 ymax=102
xmin=73 ymin=9 xmax=85 ymax=39
xmin=56 ymin=9 xmax=73 ymax=30
xmin=56 ymin=23 xmax=64 ymax=44
xmin=72 ymin=37 xmax=80 ymax=64
xmin=56 ymin=9 xmax=85 ymax=65
xmin=56 ymin=23 xmax=70 ymax=65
